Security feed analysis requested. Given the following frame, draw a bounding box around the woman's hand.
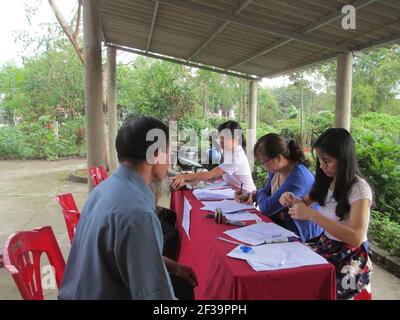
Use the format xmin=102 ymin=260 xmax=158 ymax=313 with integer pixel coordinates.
xmin=279 ymin=192 xmax=302 ymax=207
xmin=288 ymin=202 xmax=317 ymax=221
xmin=234 ymin=190 xmax=256 ymax=204
xmin=171 ymin=174 xmax=188 ymax=189
xmin=234 ymin=190 xmax=250 ymax=203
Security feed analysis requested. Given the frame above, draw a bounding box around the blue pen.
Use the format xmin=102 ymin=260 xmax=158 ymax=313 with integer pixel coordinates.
xmin=257 ymin=236 xmax=298 ymax=245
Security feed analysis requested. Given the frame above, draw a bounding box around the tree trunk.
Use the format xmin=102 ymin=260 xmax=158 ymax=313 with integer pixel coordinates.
xmin=48 ymin=0 xmax=84 ymax=63
xmin=202 ymin=90 xmax=207 ymax=118
xmin=49 ymin=0 xmax=111 ymax=169
xmin=238 ymin=93 xmax=242 ymax=122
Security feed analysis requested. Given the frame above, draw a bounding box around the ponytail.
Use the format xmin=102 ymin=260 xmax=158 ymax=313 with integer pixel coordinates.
xmin=254 ymin=134 xmax=310 ymax=168
xmin=287 ymin=140 xmax=311 ymax=168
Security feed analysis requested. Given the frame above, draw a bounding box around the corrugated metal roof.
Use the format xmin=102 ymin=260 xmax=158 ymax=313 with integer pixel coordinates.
xmin=100 ymin=0 xmax=400 ymax=79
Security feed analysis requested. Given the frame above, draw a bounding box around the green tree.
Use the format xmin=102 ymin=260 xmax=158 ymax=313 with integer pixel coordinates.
xmin=258 ymin=87 xmax=281 ymax=125
xmin=119 ymin=57 xmax=195 ymax=121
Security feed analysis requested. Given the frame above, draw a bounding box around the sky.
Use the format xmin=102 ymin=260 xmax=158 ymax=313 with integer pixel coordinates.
xmin=0 ymin=0 xmax=290 ymax=88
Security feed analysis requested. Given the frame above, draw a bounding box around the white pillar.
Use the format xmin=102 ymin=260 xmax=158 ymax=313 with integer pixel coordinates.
xmin=107 ymin=47 xmax=118 ymax=173
xmin=335 ymin=52 xmax=353 ymax=131
xmin=83 ymin=0 xmax=105 ymax=190
xmin=248 ymin=80 xmax=258 ymax=169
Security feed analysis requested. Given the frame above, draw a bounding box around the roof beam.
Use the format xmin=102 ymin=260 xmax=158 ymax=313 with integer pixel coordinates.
xmin=187 ymin=0 xmax=253 ymax=60
xmin=146 ymin=1 xmax=159 ymax=52
xmin=262 ymin=52 xmax=338 ymax=79
xmin=353 ymin=30 xmax=400 ymax=50
xmin=261 ymin=30 xmax=400 ymax=79
xmin=226 ymin=0 xmax=379 ymax=70
xmin=155 ymin=0 xmax=349 ymax=52
xmin=105 ymin=42 xmax=260 ymax=80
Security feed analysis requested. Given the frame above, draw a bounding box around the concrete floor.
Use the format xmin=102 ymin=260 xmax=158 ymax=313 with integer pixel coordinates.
xmin=0 ymin=159 xmax=399 ymax=300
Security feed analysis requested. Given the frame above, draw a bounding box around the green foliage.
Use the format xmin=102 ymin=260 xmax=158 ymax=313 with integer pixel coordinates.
xmin=369 ymin=211 xmax=400 ymax=256
xmin=118 ymin=57 xmax=195 ymax=121
xmin=0 ymin=126 xmax=27 ymax=158
xmin=0 ymin=116 xmax=85 ymax=160
xmin=319 ymin=46 xmax=400 ymax=116
xmin=355 ymin=134 xmax=400 ymax=223
xmin=258 ymin=88 xmax=282 ymax=124
xmin=253 ymin=162 xmax=267 ymax=189
xmin=0 ymin=38 xmax=84 ymax=122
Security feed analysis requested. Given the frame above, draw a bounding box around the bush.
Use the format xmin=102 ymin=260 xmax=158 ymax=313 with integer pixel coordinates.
xmin=369 ymin=210 xmax=400 ymax=256
xmin=0 ymin=125 xmax=29 ymax=158
xmin=0 ymin=116 xmax=86 ymax=160
xmin=354 ymin=128 xmax=400 ymax=224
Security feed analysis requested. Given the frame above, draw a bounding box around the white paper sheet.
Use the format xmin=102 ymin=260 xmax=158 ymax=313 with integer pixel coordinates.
xmin=182 ymin=197 xmax=191 ymax=240
xmin=200 ymin=199 xmax=255 ymax=214
xmin=223 ymin=221 xmax=298 ymax=245
xmin=193 ymin=188 xmax=235 ymax=200
xmin=223 ymin=211 xmax=262 ymax=222
xmin=227 ymin=242 xmax=328 ymax=271
xmin=204 ymin=180 xmax=229 ymax=189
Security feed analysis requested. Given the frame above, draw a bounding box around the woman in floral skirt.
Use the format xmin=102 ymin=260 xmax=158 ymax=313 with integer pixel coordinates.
xmin=280 ymin=128 xmax=373 ymax=300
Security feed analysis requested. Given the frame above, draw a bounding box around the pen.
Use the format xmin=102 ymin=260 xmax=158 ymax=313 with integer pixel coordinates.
xmin=240 ymin=183 xmax=243 ymax=193
xmin=216 ymin=237 xmax=245 ymax=246
xmin=226 ymin=220 xmax=246 ymax=227
xmin=256 ymin=237 xmax=298 ymax=245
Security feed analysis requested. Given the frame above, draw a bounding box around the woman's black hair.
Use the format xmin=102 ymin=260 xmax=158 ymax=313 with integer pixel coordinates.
xmin=217 ymin=120 xmax=246 ymax=150
xmin=309 ymin=128 xmax=367 ymax=221
xmin=253 ymin=133 xmax=311 ymax=168
xmin=116 ymin=116 xmax=169 ymax=163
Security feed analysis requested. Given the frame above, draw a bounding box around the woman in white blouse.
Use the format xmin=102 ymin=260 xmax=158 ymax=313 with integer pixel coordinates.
xmin=280 ymin=128 xmax=373 ymax=300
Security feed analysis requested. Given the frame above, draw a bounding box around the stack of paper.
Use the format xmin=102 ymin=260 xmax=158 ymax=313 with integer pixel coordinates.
xmin=227 ymin=242 xmax=328 ymax=271
xmin=193 ymin=188 xmax=235 ymax=200
xmin=223 ymin=211 xmax=261 ymax=222
xmin=204 ymin=180 xmax=229 ymax=189
xmin=223 ymin=221 xmax=297 ymax=245
xmin=200 ymin=199 xmax=255 ymax=213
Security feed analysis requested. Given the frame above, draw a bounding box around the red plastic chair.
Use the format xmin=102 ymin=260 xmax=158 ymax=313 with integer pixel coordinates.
xmin=2 ymin=226 xmax=65 ymax=300
xmin=55 ymin=193 xmax=81 ymax=243
xmin=88 ymin=166 xmax=109 ymax=187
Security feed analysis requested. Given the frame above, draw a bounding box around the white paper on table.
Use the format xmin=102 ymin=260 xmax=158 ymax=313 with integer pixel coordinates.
xmin=182 ymin=197 xmax=191 ymax=240
xmin=193 ymin=188 xmax=235 ymax=200
xmin=200 ymin=199 xmax=255 ymax=213
xmin=227 ymin=242 xmax=328 ymax=271
xmin=204 ymin=180 xmax=229 ymax=189
xmin=223 ymin=211 xmax=262 ymax=222
xmin=223 ymin=221 xmax=298 ymax=245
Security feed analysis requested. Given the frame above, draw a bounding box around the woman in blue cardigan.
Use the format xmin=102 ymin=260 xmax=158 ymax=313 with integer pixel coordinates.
xmin=235 ymin=133 xmax=323 ymax=242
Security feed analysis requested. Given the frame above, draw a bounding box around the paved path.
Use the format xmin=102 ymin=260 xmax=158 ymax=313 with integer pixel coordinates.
xmin=0 ymin=159 xmax=399 ymax=299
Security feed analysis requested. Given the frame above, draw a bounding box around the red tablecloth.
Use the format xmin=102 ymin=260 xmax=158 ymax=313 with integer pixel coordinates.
xmin=170 ymin=189 xmax=336 ymax=300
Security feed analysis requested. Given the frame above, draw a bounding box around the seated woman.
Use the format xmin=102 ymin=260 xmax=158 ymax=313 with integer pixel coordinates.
xmin=236 ymin=133 xmax=323 ymax=242
xmin=172 ymin=120 xmax=256 ymax=192
xmin=280 ymin=128 xmax=373 ymax=300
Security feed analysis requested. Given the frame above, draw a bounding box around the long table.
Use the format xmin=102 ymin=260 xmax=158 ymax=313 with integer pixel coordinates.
xmin=170 ymin=189 xmax=336 ymax=300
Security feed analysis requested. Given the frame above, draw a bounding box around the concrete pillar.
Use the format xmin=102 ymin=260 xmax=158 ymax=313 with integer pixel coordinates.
xmin=83 ymin=0 xmax=105 ymax=190
xmin=107 ymin=47 xmax=118 ymax=173
xmin=248 ymin=80 xmax=258 ymax=168
xmin=335 ymin=52 xmax=353 ymax=131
